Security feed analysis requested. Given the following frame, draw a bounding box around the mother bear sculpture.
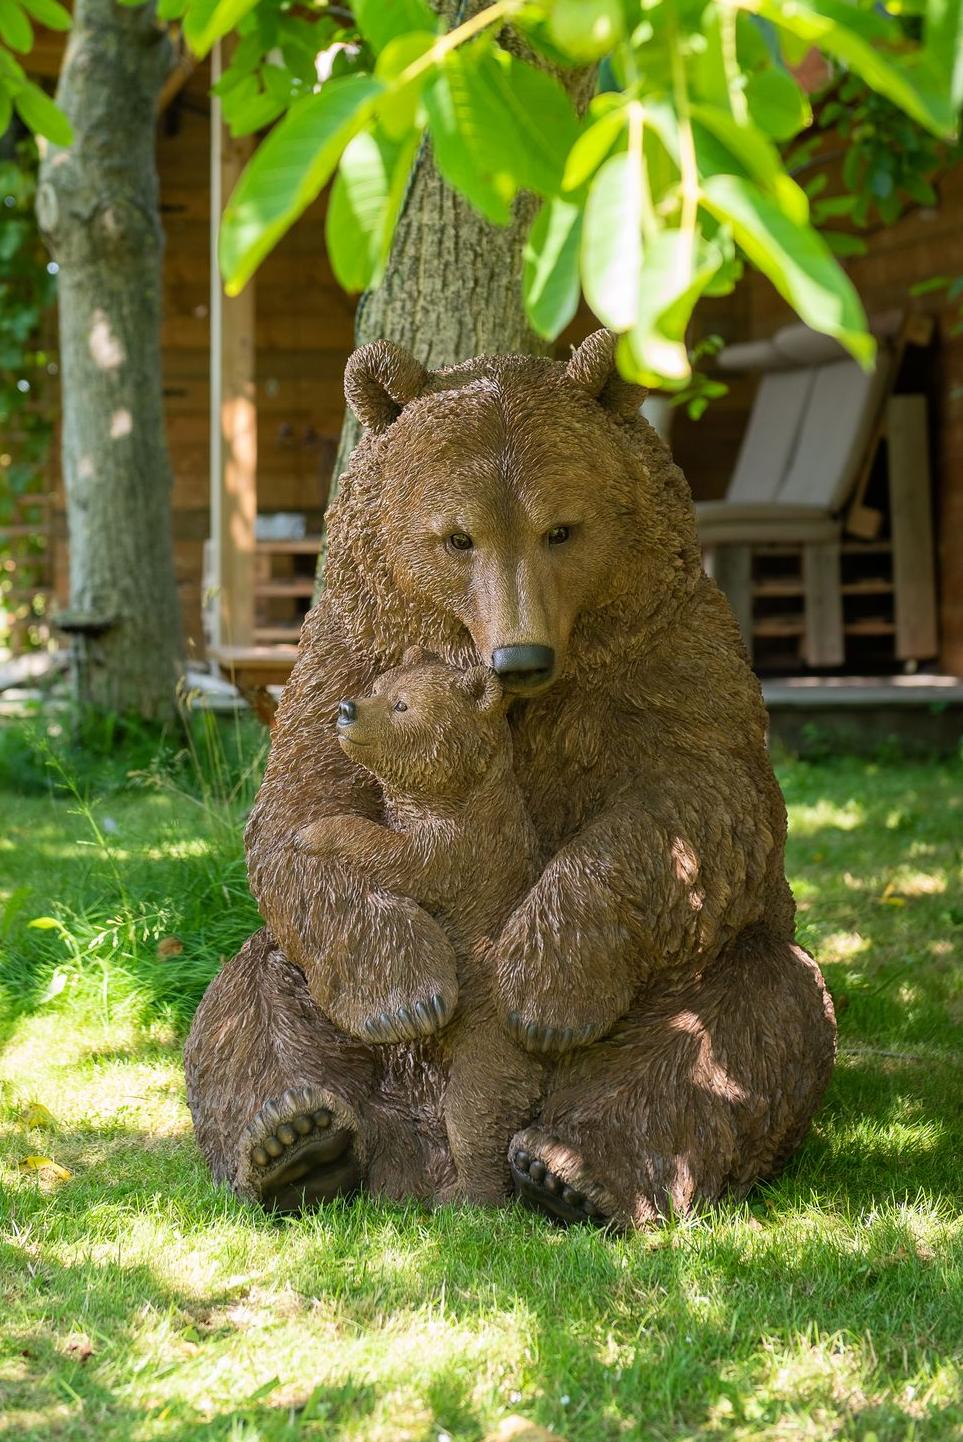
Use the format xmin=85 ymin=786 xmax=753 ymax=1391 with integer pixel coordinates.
xmin=185 ymin=329 xmax=836 ymax=1227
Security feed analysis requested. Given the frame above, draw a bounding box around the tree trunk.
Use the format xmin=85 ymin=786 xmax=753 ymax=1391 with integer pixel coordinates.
xmin=316 ymin=2 xmax=591 ymax=586
xmin=37 ymin=0 xmax=183 ymax=719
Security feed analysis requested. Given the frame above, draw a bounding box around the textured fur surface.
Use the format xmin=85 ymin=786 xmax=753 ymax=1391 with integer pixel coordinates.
xmin=184 ymin=330 xmax=836 ymax=1226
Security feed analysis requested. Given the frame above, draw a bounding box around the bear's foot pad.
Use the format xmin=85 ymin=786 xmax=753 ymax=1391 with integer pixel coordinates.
xmin=509 ymin=1128 xmax=613 ymax=1227
xmin=241 ymin=1086 xmax=361 ymax=1214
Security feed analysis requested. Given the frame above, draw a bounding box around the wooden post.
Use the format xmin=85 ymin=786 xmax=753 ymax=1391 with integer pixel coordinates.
xmin=209 ymin=41 xmax=256 ymax=649
xmin=706 ymin=544 xmax=754 ymax=659
xmin=802 ymin=541 xmax=844 ymax=668
xmin=888 ymin=395 xmax=938 ymax=662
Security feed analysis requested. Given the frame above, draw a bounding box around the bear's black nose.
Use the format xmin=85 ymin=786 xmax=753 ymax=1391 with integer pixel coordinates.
xmin=491 ymin=645 xmax=555 ymax=690
xmin=337 ymin=699 xmax=357 ymax=725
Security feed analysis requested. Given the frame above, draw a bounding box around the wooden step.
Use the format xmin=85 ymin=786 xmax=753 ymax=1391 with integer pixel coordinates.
xmin=255 ymin=578 xmax=315 ymax=598
xmin=753 ymin=580 xmax=804 ymax=597
xmin=841 ymin=578 xmax=894 ymax=596
xmin=255 ymin=623 xmax=304 ymax=643
xmin=753 ymin=616 xmax=805 ymax=637
xmin=844 ymin=617 xmax=896 ymax=636
xmin=255 ymin=537 xmax=322 ymax=555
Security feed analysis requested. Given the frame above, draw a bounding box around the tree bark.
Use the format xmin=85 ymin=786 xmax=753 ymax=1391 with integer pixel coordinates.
xmin=37 ymin=0 xmax=183 ymax=719
xmin=316 ymin=2 xmax=592 ymax=586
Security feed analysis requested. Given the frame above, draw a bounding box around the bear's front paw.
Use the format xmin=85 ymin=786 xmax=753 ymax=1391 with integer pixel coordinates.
xmin=505 ymin=1010 xmax=607 ymax=1055
xmin=359 ymin=991 xmax=453 ymax=1043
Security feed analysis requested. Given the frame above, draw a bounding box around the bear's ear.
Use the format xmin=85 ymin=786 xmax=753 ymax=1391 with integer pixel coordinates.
xmin=345 ymin=339 xmax=429 ymax=432
xmin=565 ymin=329 xmax=648 ymax=419
xmin=401 ymin=644 xmax=434 ymax=668
xmin=460 ymin=666 xmax=504 ymax=714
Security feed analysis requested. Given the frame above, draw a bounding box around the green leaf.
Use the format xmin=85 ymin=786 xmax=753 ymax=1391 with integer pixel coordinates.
xmin=562 ymin=103 xmax=627 ymax=192
xmin=29 ymin=915 xmax=64 ymax=930
xmin=523 ymin=196 xmax=582 ymax=340
xmin=0 ymin=1 xmax=33 ymax=53
xmin=744 ymin=67 xmax=811 ymax=141
xmin=184 ymin=0 xmax=260 ymax=59
xmin=224 ymin=87 xmax=286 ymax=138
xmin=375 ymin=29 xmax=435 ymax=140
xmin=424 ymin=44 xmax=577 ymax=222
xmin=352 ymin=0 xmax=438 ymax=54
xmin=700 ymin=173 xmax=874 ymax=366
xmin=621 ymin=231 xmax=722 ymax=385
xmin=423 ymin=50 xmax=514 ymax=225
xmin=19 ymin=0 xmax=69 ymax=29
xmin=548 ymin=0 xmax=624 ymax=62
xmin=0 ymin=87 xmax=11 ymax=134
xmin=220 ymin=74 xmax=383 ymax=294
xmin=581 ymin=150 xmax=642 ymax=332
xmin=691 ymin=104 xmax=809 ymax=225
xmin=752 ymin=0 xmax=958 ymax=137
xmin=0 ymin=43 xmax=26 ymax=90
xmin=326 ymin=129 xmax=397 ymax=293
xmin=925 ymin=0 xmax=963 ymax=109
xmin=13 ymin=80 xmax=72 ymax=145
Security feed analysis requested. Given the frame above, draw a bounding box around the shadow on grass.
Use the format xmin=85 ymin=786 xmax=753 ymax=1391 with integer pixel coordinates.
xmin=3 ymin=1028 xmax=962 ymax=1441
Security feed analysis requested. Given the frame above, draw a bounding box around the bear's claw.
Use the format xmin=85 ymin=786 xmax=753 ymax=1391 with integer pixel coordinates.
xmin=507 ymin=1013 xmax=596 ymax=1054
xmin=239 ymin=1085 xmax=362 ymax=1213
xmin=509 ymin=1128 xmax=614 ymax=1228
xmin=362 ymin=993 xmax=449 ymax=1043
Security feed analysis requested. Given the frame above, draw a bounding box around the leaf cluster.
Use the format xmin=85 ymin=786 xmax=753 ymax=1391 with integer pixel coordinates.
xmin=175 ymin=0 xmax=962 ymax=388
xmin=0 ymin=0 xmax=72 ymax=144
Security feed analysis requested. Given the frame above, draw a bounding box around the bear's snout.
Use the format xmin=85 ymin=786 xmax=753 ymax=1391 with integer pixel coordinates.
xmin=337 ymin=699 xmax=357 ymax=725
xmin=491 ymin=644 xmax=555 ymax=691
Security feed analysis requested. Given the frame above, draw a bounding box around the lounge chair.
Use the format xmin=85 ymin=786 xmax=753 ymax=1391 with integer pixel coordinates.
xmin=696 ymin=312 xmax=937 ymax=668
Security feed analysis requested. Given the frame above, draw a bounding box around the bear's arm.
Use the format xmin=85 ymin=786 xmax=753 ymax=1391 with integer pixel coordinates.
xmin=243 ymin=601 xmax=459 ymax=1044
xmin=297 ymin=815 xmax=433 ymax=902
xmin=495 ymin=729 xmax=782 ymax=1055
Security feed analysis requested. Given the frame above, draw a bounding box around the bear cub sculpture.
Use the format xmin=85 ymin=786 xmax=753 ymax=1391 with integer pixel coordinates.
xmin=297 ymin=649 xmax=572 ymax=1209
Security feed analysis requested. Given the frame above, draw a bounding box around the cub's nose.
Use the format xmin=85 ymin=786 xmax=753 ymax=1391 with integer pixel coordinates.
xmin=491 ymin=644 xmax=555 ymax=690
xmin=337 ymin=699 xmax=357 ymax=725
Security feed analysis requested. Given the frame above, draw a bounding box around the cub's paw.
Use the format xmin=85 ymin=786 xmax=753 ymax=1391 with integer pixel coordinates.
xmin=509 ymin=1127 xmax=617 ymax=1228
xmin=236 ymin=1086 xmax=363 ymax=1214
xmin=505 ymin=1013 xmax=601 ymax=1055
xmin=360 ymin=991 xmax=453 ymax=1043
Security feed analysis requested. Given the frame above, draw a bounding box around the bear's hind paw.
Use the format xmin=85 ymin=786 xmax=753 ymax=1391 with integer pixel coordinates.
xmin=509 ymin=1127 xmax=617 ymax=1229
xmin=237 ymin=1085 xmax=362 ymax=1214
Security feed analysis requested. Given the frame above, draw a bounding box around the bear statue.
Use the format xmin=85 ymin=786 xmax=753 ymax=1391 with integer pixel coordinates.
xmin=184 ymin=329 xmax=837 ymax=1228
xmin=296 ymin=649 xmax=564 ymax=1211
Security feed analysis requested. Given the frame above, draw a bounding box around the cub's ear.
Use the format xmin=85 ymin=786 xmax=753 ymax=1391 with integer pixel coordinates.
xmin=401 ymin=644 xmax=434 ymax=667
xmin=345 ymin=339 xmax=429 ymax=432
xmin=565 ymin=329 xmax=648 ymax=419
xmin=460 ymin=666 xmax=504 ymax=714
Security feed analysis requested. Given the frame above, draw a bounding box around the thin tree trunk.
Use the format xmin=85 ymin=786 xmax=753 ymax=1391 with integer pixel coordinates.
xmin=316 ymin=2 xmax=592 ymax=587
xmin=37 ymin=0 xmax=183 ymax=719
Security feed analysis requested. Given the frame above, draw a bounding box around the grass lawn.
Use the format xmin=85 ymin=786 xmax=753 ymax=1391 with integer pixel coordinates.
xmin=0 ymin=717 xmax=961 ymax=1441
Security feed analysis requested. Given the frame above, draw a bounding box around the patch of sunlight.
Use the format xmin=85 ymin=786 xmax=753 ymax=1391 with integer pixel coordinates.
xmin=886 ymin=868 xmax=947 ymax=898
xmin=928 ymin=939 xmax=955 ymax=958
xmin=0 ymin=1014 xmax=188 ymax=1137
xmin=788 ymin=798 xmax=865 ymax=838
xmin=819 ymin=930 xmax=869 ymax=963
xmin=131 ymin=1308 xmax=528 ymax=1437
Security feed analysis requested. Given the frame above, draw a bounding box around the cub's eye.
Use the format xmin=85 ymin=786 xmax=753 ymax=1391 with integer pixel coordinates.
xmin=393 ymin=700 xmax=408 ymax=713
xmin=447 ymin=532 xmax=473 ymax=552
xmin=547 ymin=525 xmax=571 ymax=546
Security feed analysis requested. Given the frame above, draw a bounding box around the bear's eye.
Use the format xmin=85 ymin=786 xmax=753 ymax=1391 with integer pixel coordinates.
xmin=547 ymin=525 xmax=571 ymax=546
xmin=393 ymin=700 xmax=408 ymax=712
xmin=447 ymin=532 xmax=473 ymax=553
